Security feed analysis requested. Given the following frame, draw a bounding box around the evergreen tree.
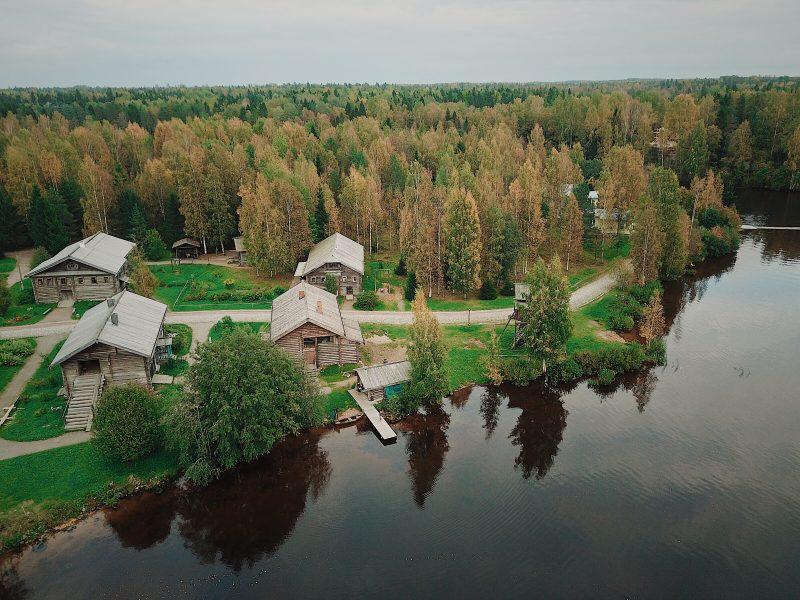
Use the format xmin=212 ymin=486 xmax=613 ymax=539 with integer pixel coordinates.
xmin=444 ymin=188 xmax=482 ymax=297
xmin=518 ymin=257 xmax=572 ymax=374
xmin=159 ymin=192 xmax=183 ymax=246
xmin=59 ymin=177 xmax=84 ymax=240
xmin=26 ymin=187 xmax=69 ymax=255
xmin=142 ymin=229 xmax=169 ymax=260
xmin=0 ymin=185 xmax=28 ymax=254
xmin=119 ymin=188 xmax=145 ymax=239
xmin=312 ymin=187 xmax=329 ymax=243
xmin=481 ymin=203 xmax=505 ymax=286
xmin=403 ymin=288 xmax=449 ymax=410
xmin=404 ymin=271 xmax=417 ymax=301
xmin=648 ymin=167 xmax=688 ymax=280
xmin=128 ymin=204 xmax=149 ymax=246
xmin=680 ymin=121 xmax=710 ymax=182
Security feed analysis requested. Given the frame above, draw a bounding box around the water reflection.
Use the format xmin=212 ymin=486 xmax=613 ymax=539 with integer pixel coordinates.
xmin=0 ymin=563 xmax=27 ymax=599
xmin=400 ymin=407 xmax=450 ymax=507
xmin=479 ymin=387 xmax=503 ymax=438
xmin=105 ymin=430 xmax=331 ymax=571
xmin=505 ymin=382 xmax=568 ymax=480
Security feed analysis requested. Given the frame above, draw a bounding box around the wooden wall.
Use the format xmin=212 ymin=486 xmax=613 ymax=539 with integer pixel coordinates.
xmin=304 ymin=264 xmax=362 ymax=295
xmin=31 ymin=260 xmax=123 ymax=304
xmin=61 ymin=342 xmax=153 ymax=396
xmin=272 ymin=321 xmax=361 ymax=367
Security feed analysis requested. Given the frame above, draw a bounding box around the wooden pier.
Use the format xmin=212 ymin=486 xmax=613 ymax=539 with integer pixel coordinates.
xmin=349 ymin=389 xmax=397 ymax=443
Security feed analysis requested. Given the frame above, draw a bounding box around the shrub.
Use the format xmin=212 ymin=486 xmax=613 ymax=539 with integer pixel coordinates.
xmin=0 ymin=338 xmax=36 ymax=366
xmin=479 ymin=281 xmax=498 ymax=300
xmin=500 ymin=279 xmax=515 ymax=297
xmin=574 ymin=343 xmax=649 ymax=377
xmin=223 ymin=278 xmax=236 ymax=289
xmin=323 ymin=273 xmax=339 ymax=294
xmin=609 ymin=313 xmax=635 ymax=332
xmin=394 ymin=256 xmax=407 ymax=276
xmin=549 ymin=358 xmax=583 ymax=384
xmin=646 ymin=338 xmax=667 ymax=365
xmin=354 ymin=290 xmax=379 ymax=310
xmin=272 ymin=286 xmax=286 ymax=297
xmin=15 ymin=281 xmax=35 ymax=305
xmin=595 ymin=368 xmax=616 ymax=386
xmin=164 ymin=324 xmax=191 ymax=357
xmin=404 ymin=272 xmax=417 ymax=301
xmin=0 ymin=279 xmax=10 ymax=316
xmin=500 ymin=356 xmax=539 ymax=385
xmin=93 ymin=384 xmax=162 ymax=462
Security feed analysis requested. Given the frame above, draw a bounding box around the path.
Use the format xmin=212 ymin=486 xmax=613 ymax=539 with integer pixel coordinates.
xmin=740 ymin=225 xmax=800 ymax=231
xmin=4 ymin=248 xmax=33 ymax=287
xmin=0 ymin=432 xmax=92 ymax=461
xmin=0 ymin=273 xmax=620 ymax=340
xmin=186 ymin=321 xmax=215 ymax=364
xmin=0 ymin=334 xmax=62 ymax=413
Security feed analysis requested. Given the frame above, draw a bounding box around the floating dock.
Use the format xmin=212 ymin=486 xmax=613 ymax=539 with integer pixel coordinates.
xmin=349 ymin=389 xmax=397 ymax=443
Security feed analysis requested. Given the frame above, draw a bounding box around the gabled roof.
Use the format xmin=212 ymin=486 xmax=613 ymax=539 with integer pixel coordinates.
xmin=52 ymin=291 xmax=167 ymax=366
xmin=299 ymin=232 xmax=364 ymax=276
xmin=233 ymin=236 xmax=246 ymax=252
xmin=27 ymin=232 xmax=135 ymax=278
xmin=269 ymin=281 xmax=362 ymax=343
xmin=355 ymin=361 xmax=411 ymax=391
xmin=172 ymin=237 xmax=201 ymax=249
xmin=294 ymin=262 xmax=307 ymax=277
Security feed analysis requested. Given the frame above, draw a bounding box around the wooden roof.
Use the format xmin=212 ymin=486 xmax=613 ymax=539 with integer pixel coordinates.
xmin=27 ymin=232 xmax=135 ymax=277
xmin=171 ymin=237 xmax=201 ymax=248
xmin=269 ymin=282 xmax=362 ymax=343
xmin=355 ymin=361 xmax=411 ymax=391
xmin=297 ymin=232 xmax=364 ymax=276
xmin=52 ymin=291 xmax=167 ymax=365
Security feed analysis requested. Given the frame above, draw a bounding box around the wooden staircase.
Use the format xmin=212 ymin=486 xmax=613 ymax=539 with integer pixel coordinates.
xmin=64 ymin=374 xmax=104 ymax=432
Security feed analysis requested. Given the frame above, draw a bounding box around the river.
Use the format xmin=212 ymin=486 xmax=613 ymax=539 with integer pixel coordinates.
xmin=1 ymin=190 xmax=799 ymax=599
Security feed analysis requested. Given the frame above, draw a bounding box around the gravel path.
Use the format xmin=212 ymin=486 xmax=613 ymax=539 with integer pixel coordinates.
xmin=3 ymin=248 xmax=33 ymax=288
xmin=0 ymin=432 xmax=92 ymax=461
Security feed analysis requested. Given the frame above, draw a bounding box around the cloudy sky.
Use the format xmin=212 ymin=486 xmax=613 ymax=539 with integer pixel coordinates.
xmin=1 ymin=0 xmax=798 ymax=87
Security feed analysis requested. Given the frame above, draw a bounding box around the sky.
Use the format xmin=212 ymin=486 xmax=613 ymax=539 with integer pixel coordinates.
xmin=1 ymin=0 xmax=799 ymax=87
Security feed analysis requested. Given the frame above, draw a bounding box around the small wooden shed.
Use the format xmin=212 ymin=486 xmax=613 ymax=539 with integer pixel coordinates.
xmin=172 ymin=237 xmax=201 ymax=259
xmin=354 ymin=360 xmax=411 ymax=403
xmin=233 ymin=236 xmax=247 ymax=265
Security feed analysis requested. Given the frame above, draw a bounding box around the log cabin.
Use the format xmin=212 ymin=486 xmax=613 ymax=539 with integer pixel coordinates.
xmin=354 ymin=361 xmax=411 ymax=403
xmin=51 ymin=290 xmax=171 ymax=430
xmin=269 ymin=282 xmax=363 ymax=369
xmin=26 ymin=232 xmax=136 ymax=304
xmin=294 ymin=233 xmax=364 ymax=297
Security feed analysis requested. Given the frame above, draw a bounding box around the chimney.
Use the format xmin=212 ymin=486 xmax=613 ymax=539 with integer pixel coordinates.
xmin=111 ymin=313 xmax=119 ymax=326
xmin=316 ymin=300 xmax=323 ymax=314
xmin=107 ymin=298 xmax=116 ymax=308
xmin=299 ymin=290 xmax=305 ymax=299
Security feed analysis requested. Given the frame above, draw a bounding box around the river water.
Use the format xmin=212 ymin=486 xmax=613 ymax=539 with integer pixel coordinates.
xmin=2 ymin=191 xmax=799 ymax=599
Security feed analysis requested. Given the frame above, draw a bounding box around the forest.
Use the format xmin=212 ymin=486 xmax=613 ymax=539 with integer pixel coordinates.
xmin=0 ymin=78 xmax=798 ymax=296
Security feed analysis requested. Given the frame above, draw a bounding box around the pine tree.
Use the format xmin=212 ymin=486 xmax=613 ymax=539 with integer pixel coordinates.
xmin=518 ymin=257 xmax=572 ymax=374
xmin=59 ymin=178 xmax=84 ymax=241
xmin=640 ymin=291 xmax=666 ymax=347
xmin=26 ymin=187 xmax=69 ymax=255
xmin=159 ymin=192 xmax=183 ymax=246
xmin=404 ymin=288 xmax=449 ymax=409
xmin=631 ymin=196 xmax=665 ymax=285
xmin=481 ymin=202 xmax=505 ymax=286
xmin=312 ymin=187 xmax=329 ymax=243
xmin=444 ymin=188 xmax=482 ymax=297
xmin=648 ymin=167 xmax=688 ymax=280
xmin=0 ymin=185 xmax=28 ymax=254
xmin=128 ymin=204 xmax=149 ymax=246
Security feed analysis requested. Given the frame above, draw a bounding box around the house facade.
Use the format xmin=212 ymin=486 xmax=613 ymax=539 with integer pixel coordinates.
xmin=269 ymin=282 xmax=363 ymax=369
xmin=52 ymin=291 xmax=171 ymax=430
xmin=172 ymin=237 xmax=201 ymax=259
xmin=26 ymin=233 xmax=136 ymax=304
xmin=295 ymin=233 xmax=364 ymax=297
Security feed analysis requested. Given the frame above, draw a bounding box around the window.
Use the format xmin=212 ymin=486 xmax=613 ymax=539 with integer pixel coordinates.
xmin=60 ymin=278 xmax=66 ymax=285
xmin=341 ymin=275 xmax=347 ymax=282
xmin=103 ymin=277 xmax=109 ymax=283
xmin=303 ymin=338 xmax=316 ymax=348
xmin=78 ymin=277 xmax=84 ymax=284
xmin=46 ymin=278 xmax=52 ymax=286
xmin=352 ymin=276 xmax=357 ymax=282
xmin=37 ymin=278 xmax=43 ymax=286
xmin=91 ymin=277 xmax=97 ymax=284
xmin=66 ymin=262 xmax=78 ymax=270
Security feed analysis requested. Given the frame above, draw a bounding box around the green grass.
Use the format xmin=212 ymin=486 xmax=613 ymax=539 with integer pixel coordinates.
xmin=580 ymin=290 xmax=619 ymax=330
xmin=0 ymin=257 xmax=16 ymax=273
xmin=208 ymin=320 xmax=268 ymax=342
xmin=1 ymin=280 xmax=55 ymax=327
xmin=159 ymin=358 xmax=189 ymax=377
xmin=71 ymin=300 xmax=100 ymax=319
xmin=0 ymin=338 xmax=36 ymax=395
xmin=0 ymin=341 xmax=66 ymax=442
xmin=426 ymin=295 xmax=515 ymax=312
xmin=602 ymin=235 xmax=631 ymax=260
xmin=0 ymin=443 xmax=178 ymax=511
xmin=323 ymin=386 xmax=358 ymax=415
xmin=319 ymin=363 xmax=358 ymax=384
xmin=164 ymin=324 xmax=192 ymax=357
xmin=362 ymin=257 xmax=403 ymax=293
xmin=150 ymin=264 xmax=286 ymax=311
xmin=568 ymin=267 xmax=598 ymax=291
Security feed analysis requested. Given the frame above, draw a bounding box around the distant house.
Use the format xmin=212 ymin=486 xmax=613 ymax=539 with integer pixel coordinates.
xmin=588 ymin=191 xmax=630 ymax=235
xmin=233 ymin=236 xmax=247 ymax=265
xmin=354 ymin=360 xmax=411 ymax=403
xmin=26 ymin=232 xmax=136 ymax=304
xmin=269 ymin=282 xmax=363 ymax=369
xmin=294 ymin=233 xmax=364 ymax=297
xmin=172 ymin=237 xmax=201 ymax=259
xmin=588 ymin=190 xmax=599 ymax=208
xmin=52 ymin=290 xmax=171 ymax=430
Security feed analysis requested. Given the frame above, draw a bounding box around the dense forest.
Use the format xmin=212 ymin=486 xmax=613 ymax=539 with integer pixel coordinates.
xmin=0 ymin=78 xmax=798 ymax=294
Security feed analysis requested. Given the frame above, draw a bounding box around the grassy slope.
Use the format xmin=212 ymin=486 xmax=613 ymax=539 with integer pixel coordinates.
xmin=0 ymin=338 xmax=36 ymax=395
xmin=0 ymin=257 xmax=16 ymax=273
xmin=1 ymin=281 xmax=55 ymax=327
xmin=0 ymin=341 xmax=66 ymax=442
xmin=151 ymin=264 xmax=288 ymax=311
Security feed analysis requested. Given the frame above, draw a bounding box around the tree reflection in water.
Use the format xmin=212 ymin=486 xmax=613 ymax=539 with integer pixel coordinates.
xmin=103 ymin=430 xmax=331 ymax=571
xmin=0 ymin=562 xmax=28 ymax=599
xmin=400 ymin=406 xmax=450 ymax=508
xmin=505 ymin=382 xmax=568 ymax=480
xmin=479 ymin=387 xmax=503 ymax=439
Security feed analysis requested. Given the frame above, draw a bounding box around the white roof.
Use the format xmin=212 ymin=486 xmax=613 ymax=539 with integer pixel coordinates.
xmin=27 ymin=232 xmax=135 ymax=277
xmin=52 ymin=291 xmax=167 ymax=365
xmin=294 ymin=261 xmax=307 ymax=277
xmin=301 ymin=233 xmax=364 ymax=276
xmin=269 ymin=281 xmax=362 ymax=343
xmin=514 ymin=283 xmax=531 ymax=302
xmin=355 ymin=361 xmax=411 ymax=391
xmin=233 ymin=236 xmax=246 ymax=252
xmin=588 ymin=191 xmax=599 ymax=199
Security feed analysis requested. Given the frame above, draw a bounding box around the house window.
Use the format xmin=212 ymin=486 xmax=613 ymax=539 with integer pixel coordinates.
xmin=341 ymin=275 xmax=347 ymax=282
xmin=303 ymin=338 xmax=316 ymax=348
xmin=352 ymin=276 xmax=357 ymax=282
xmin=60 ymin=278 xmax=66 ymax=285
xmin=66 ymin=262 xmax=78 ymax=270
xmin=91 ymin=277 xmax=97 ymax=284
xmin=46 ymin=278 xmax=52 ymax=286
xmin=103 ymin=277 xmax=109 ymax=283
xmin=78 ymin=277 xmax=84 ymax=284
xmin=37 ymin=278 xmax=43 ymax=286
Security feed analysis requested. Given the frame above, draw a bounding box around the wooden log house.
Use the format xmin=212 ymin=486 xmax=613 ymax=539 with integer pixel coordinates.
xmin=25 ymin=232 xmax=136 ymax=304
xmin=269 ymin=282 xmax=363 ymax=369
xmin=354 ymin=360 xmax=411 ymax=403
xmin=294 ymin=232 xmax=364 ymax=297
xmin=171 ymin=237 xmax=201 ymax=259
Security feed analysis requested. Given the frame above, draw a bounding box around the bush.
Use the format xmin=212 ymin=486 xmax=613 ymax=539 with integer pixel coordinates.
xmin=609 ymin=313 xmax=635 ymax=332
xmin=595 ymin=368 xmax=616 ymax=386
xmin=574 ymin=343 xmax=649 ymax=377
xmin=93 ymin=384 xmax=162 ymax=462
xmin=549 ymin=358 xmax=583 ymax=384
xmin=479 ymin=281 xmax=498 ymax=300
xmin=324 ymin=273 xmax=339 ymax=295
xmin=500 ymin=279 xmax=515 ymax=297
xmin=500 ymin=356 xmax=540 ymax=385
xmin=164 ymin=324 xmax=191 ymax=357
xmin=0 ymin=278 xmax=10 ymax=316
xmin=142 ymin=229 xmax=169 ymax=261
xmin=354 ymin=290 xmax=379 ymax=310
xmin=0 ymin=338 xmax=36 ymax=366
xmin=646 ymin=338 xmax=667 ymax=365
xmin=15 ymin=282 xmax=35 ymax=305
xmin=272 ymin=286 xmax=286 ymax=297
xmin=223 ymin=278 xmax=235 ymax=289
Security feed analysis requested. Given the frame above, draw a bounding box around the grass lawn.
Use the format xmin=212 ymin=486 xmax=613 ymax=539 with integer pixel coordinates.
xmin=150 ymin=264 xmax=290 ymax=311
xmin=323 ymin=386 xmax=358 ymax=416
xmin=0 ymin=444 xmax=178 ymax=512
xmin=426 ymin=295 xmax=515 ymax=312
xmin=580 ymin=290 xmax=619 ymax=331
xmin=0 ymin=338 xmax=36 ymax=395
xmin=0 ymin=257 xmax=16 ymax=274
xmin=1 ymin=280 xmax=55 ymax=327
xmin=0 ymin=341 xmax=66 ymax=442
xmin=362 ymin=256 xmax=403 ymax=293
xmin=71 ymin=300 xmax=100 ymax=319
xmin=208 ymin=319 xmax=268 ymax=342
xmin=319 ymin=363 xmax=358 ymax=384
